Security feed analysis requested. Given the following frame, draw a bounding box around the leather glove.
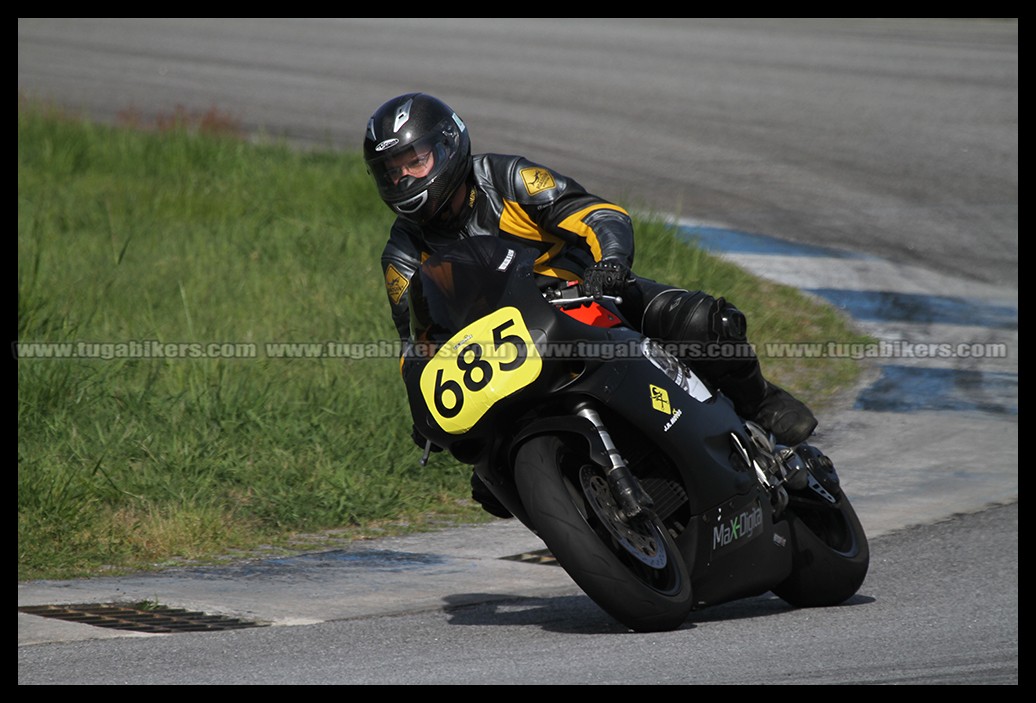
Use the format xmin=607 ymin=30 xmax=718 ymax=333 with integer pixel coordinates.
xmin=582 ymin=259 xmax=633 ymax=297
xmin=411 ymin=424 xmax=442 ymax=453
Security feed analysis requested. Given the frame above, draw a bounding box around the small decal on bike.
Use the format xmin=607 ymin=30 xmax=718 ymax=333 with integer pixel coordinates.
xmin=420 ymin=307 xmax=542 ymax=434
xmin=520 ymin=167 xmax=556 ymax=196
xmin=662 ymin=408 xmax=683 ymax=432
xmin=712 ymin=503 xmax=764 ymax=552
xmin=385 ymin=264 xmax=410 ymax=305
xmin=650 ymin=384 xmax=672 ymax=414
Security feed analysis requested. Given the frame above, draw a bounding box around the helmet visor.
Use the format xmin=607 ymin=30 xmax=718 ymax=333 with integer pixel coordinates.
xmin=368 ymin=130 xmax=453 ymax=196
xmin=369 ymin=142 xmax=438 ymax=191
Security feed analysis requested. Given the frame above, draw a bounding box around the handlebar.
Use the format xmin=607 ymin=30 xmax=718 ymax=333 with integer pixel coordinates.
xmin=543 ymin=281 xmax=623 ymax=307
xmin=549 ymin=294 xmax=624 ymax=307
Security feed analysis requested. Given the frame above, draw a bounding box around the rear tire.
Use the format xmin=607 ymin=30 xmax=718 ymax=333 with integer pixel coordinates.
xmin=514 ymin=434 xmax=692 ymax=632
xmin=772 ymin=485 xmax=870 ymax=607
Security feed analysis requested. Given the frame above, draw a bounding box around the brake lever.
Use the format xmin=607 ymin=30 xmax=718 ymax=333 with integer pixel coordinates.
xmin=549 ymin=294 xmax=623 ymax=306
xmin=544 ymin=278 xmax=628 ymax=308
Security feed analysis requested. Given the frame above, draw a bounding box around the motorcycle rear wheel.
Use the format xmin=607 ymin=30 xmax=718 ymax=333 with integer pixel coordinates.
xmin=514 ymin=434 xmax=692 ymax=632
xmin=772 ymin=486 xmax=870 ymax=607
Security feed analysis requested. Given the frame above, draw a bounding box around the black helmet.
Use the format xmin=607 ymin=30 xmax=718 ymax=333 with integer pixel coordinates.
xmin=363 ymin=93 xmax=472 ymax=225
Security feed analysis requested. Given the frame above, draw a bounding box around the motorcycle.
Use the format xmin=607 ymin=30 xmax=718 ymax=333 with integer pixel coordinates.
xmin=402 ymin=236 xmax=869 ymax=632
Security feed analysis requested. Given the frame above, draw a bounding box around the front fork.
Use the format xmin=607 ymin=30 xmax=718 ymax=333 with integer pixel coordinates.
xmin=574 ymin=403 xmax=654 ymax=520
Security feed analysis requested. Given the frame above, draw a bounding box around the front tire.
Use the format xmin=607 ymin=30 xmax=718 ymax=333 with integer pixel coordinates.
xmin=514 ymin=434 xmax=692 ymax=632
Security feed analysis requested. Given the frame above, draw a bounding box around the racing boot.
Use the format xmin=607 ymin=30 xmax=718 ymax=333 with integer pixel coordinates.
xmin=751 ymin=380 xmax=818 ymax=447
xmin=718 ymin=363 xmax=818 ymax=447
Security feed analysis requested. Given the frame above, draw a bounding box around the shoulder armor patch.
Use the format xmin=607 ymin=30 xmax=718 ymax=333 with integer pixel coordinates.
xmin=385 ymin=263 xmax=410 ymax=305
xmin=520 ymin=167 xmax=556 ymax=196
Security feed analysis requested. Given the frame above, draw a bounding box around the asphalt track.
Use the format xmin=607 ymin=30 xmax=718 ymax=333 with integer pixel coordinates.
xmin=17 ymin=19 xmax=1017 ymax=684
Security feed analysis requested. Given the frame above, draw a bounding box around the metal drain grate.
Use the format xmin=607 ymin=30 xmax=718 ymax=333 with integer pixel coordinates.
xmin=18 ymin=603 xmax=268 ymax=634
xmin=500 ymin=549 xmax=558 ymax=566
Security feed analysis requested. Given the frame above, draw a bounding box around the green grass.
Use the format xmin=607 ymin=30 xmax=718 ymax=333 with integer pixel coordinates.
xmin=17 ymin=101 xmax=873 ymax=581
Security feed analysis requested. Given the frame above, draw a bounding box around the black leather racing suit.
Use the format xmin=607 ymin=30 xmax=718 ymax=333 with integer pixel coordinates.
xmin=381 ymin=153 xmax=636 ymax=341
xmin=380 ymin=153 xmax=816 ymax=448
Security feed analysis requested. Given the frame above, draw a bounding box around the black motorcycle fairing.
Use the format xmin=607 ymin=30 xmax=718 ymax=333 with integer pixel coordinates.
xmin=404 ymin=237 xmax=760 ymax=513
xmin=401 ymin=237 xmax=869 ymax=626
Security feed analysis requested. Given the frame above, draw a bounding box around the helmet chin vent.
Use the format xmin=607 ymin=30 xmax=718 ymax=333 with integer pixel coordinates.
xmin=394 ymin=192 xmax=429 ymax=215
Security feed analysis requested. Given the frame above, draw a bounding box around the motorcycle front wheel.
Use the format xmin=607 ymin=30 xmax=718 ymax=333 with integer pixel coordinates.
xmin=514 ymin=434 xmax=692 ymax=632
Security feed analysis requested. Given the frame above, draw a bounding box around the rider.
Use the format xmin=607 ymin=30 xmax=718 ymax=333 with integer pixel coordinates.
xmin=364 ymin=93 xmax=819 ymax=517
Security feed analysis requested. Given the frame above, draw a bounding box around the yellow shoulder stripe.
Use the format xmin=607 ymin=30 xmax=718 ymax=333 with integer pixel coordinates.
xmin=558 ymin=204 xmax=629 ymax=262
xmin=498 ymin=200 xmax=628 ymax=279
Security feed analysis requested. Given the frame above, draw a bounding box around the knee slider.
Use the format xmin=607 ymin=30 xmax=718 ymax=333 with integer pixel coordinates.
xmin=643 ymin=290 xmax=747 ymax=344
xmin=713 ymin=297 xmax=747 ymax=342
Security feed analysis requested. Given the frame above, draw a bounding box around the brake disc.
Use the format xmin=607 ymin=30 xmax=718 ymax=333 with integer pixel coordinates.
xmin=578 ymin=465 xmax=667 ymax=569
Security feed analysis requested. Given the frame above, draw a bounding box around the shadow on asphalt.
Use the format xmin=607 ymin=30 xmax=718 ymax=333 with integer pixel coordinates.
xmin=440 ymin=591 xmax=878 ymax=634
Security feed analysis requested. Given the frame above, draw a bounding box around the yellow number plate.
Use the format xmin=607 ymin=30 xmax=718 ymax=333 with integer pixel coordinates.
xmin=420 ymin=306 xmax=542 ymax=434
